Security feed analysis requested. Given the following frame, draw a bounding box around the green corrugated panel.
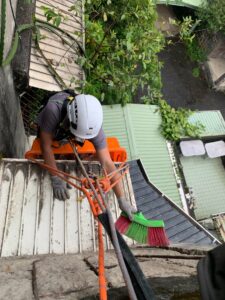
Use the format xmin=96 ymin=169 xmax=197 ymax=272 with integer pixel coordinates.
xmin=189 ymin=111 xmax=225 ymax=137
xmin=180 ymin=156 xmax=225 ymax=219
xmin=156 ymin=0 xmax=206 ymax=8
xmin=103 ymin=105 xmax=132 ymax=159
xmin=103 ymin=104 xmax=182 ymax=206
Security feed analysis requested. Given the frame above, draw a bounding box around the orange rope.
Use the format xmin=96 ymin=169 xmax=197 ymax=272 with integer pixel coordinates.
xmin=29 ymin=158 xmax=83 ymax=183
xmin=98 ymin=221 xmax=107 ymax=300
xmin=29 ymin=158 xmax=129 ymax=300
xmin=98 ymin=214 xmax=107 ymax=300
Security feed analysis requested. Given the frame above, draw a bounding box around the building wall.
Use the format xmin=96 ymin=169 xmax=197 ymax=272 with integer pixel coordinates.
xmin=0 ymin=0 xmax=27 ymax=157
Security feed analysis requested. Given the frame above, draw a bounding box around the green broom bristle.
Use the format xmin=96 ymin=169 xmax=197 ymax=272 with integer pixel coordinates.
xmin=117 ymin=212 xmax=169 ymax=246
xmin=125 ymin=222 xmax=148 ymax=244
xmin=121 ymin=212 xmax=165 ymax=228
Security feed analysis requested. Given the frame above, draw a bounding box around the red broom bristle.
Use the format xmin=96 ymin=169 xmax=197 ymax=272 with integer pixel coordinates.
xmin=115 ymin=215 xmax=131 ymax=234
xmin=147 ymin=227 xmax=169 ymax=247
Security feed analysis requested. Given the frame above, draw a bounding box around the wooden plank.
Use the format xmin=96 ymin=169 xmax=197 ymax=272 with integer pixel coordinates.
xmin=64 ymin=167 xmax=80 ymax=254
xmin=30 ymin=0 xmax=83 ymax=90
xmin=19 ymin=164 xmax=39 ymax=255
xmin=0 ymin=163 xmax=13 ymax=254
xmin=30 ymin=47 xmax=82 ymax=75
xmin=29 ymin=78 xmax=60 ymax=91
xmin=30 ymin=51 xmax=71 ymax=72
xmin=50 ymin=197 xmax=65 ymax=254
xmin=35 ymin=3 xmax=83 ymax=21
xmin=32 ymin=42 xmax=79 ymax=62
xmin=30 ymin=60 xmax=81 ymax=77
xmin=1 ymin=164 xmax=26 ymax=257
xmin=35 ymin=11 xmax=82 ymax=34
xmin=35 ymin=170 xmax=52 ymax=255
xmin=80 ymin=194 xmax=94 ymax=252
xmin=37 ymin=0 xmax=82 ymax=11
xmin=30 ymin=56 xmax=81 ymax=74
xmin=35 ymin=36 xmax=82 ymax=54
xmin=29 ymin=69 xmax=74 ymax=86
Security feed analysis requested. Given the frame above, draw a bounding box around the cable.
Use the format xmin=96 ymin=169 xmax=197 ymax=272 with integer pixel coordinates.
xmin=9 ymin=0 xmax=18 ymax=29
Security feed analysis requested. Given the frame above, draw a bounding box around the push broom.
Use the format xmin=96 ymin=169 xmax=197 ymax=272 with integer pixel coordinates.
xmin=115 ymin=211 xmax=169 ymax=247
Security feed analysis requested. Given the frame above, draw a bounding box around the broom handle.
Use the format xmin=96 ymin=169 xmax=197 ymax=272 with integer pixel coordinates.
xmin=96 ymin=180 xmax=138 ymax=300
xmin=69 ymin=141 xmax=137 ymax=300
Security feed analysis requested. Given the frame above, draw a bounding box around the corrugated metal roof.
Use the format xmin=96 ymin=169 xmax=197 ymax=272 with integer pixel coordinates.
xmin=103 ymin=104 xmax=182 ymax=207
xmin=180 ymin=156 xmax=225 ymax=220
xmin=0 ymin=159 xmax=134 ymax=257
xmin=156 ymin=0 xmax=206 ymax=9
xmin=189 ymin=111 xmax=225 ymax=137
xmin=102 ymin=105 xmax=132 ymax=159
xmin=129 ymin=160 xmax=220 ymax=245
xmin=29 ymin=0 xmax=84 ymax=91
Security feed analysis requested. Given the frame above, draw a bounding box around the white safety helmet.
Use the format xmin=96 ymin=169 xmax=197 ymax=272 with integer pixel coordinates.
xmin=67 ymin=94 xmax=103 ymax=139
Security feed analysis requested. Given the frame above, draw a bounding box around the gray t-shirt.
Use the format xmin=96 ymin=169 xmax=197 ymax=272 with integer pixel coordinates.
xmin=37 ymin=97 xmax=106 ymax=150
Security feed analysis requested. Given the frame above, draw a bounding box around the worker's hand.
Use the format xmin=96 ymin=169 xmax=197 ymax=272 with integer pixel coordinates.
xmin=117 ymin=197 xmax=137 ymax=221
xmin=51 ymin=175 xmax=70 ymax=201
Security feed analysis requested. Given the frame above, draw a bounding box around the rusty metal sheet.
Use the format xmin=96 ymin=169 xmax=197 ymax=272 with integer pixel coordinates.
xmin=0 ymin=159 xmax=134 ymax=257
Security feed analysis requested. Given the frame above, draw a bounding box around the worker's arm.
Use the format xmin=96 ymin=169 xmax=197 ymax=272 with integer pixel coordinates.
xmin=39 ymin=130 xmax=70 ymax=201
xmin=96 ymin=147 xmax=137 ymax=220
xmin=39 ymin=130 xmax=57 ymax=172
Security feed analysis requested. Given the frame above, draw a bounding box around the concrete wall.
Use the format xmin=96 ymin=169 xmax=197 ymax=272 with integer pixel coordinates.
xmin=0 ymin=66 xmax=27 ymax=158
xmin=0 ymin=0 xmax=27 ymax=157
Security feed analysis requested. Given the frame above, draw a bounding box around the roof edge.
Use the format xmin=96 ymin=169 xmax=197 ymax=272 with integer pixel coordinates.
xmin=134 ymin=158 xmax=221 ymax=245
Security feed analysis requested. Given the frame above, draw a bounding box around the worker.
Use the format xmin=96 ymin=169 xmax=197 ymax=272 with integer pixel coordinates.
xmin=37 ymin=90 xmax=136 ymax=220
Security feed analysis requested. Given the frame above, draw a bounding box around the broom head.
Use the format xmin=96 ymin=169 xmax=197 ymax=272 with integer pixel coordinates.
xmin=115 ymin=212 xmax=169 ymax=247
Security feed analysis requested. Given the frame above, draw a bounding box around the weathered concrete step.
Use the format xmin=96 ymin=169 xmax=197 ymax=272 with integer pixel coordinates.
xmin=0 ymin=247 xmax=204 ymax=300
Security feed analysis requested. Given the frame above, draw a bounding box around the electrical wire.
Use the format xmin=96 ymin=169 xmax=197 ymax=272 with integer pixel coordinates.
xmin=9 ymin=0 xmax=18 ymax=29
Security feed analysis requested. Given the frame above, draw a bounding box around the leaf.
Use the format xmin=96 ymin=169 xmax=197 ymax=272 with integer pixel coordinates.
xmin=54 ymin=16 xmax=62 ymax=27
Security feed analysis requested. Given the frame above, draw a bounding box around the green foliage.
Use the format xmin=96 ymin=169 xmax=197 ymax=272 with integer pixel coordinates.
xmin=74 ymin=0 xmax=165 ymax=105
xmin=158 ymin=100 xmax=204 ymax=141
xmin=173 ymin=16 xmax=206 ymax=63
xmin=192 ymin=67 xmax=200 ymax=78
xmin=21 ymin=2 xmax=201 ymax=142
xmin=197 ymin=0 xmax=225 ymax=34
xmin=41 ymin=6 xmax=65 ymax=27
xmin=38 ymin=2 xmax=203 ymax=141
